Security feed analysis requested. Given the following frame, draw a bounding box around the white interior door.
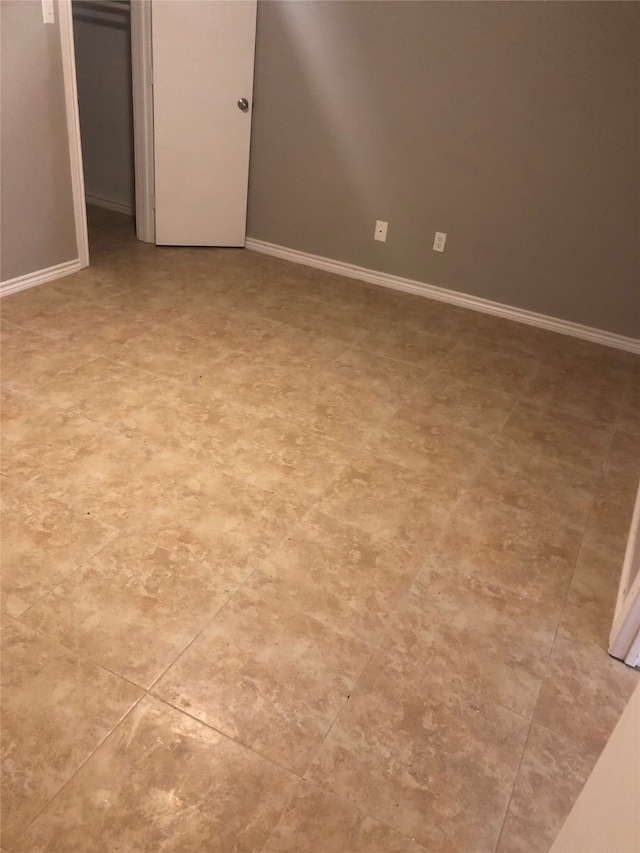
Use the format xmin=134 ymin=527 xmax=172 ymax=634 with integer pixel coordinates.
xmin=609 ymin=482 xmax=640 ymax=667
xmin=151 ymin=0 xmax=257 ymax=247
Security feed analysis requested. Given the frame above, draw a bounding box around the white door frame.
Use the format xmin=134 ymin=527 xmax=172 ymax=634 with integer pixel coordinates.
xmin=130 ymin=0 xmax=155 ymax=243
xmin=60 ymin=0 xmax=155 ymax=260
xmin=59 ymin=0 xmax=89 ymax=267
xmin=609 ymin=482 xmax=640 ymax=667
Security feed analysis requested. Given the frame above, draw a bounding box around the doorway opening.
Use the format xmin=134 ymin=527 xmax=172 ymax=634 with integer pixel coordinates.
xmin=72 ymin=0 xmax=137 ymax=259
xmin=67 ymin=0 xmax=154 ymax=267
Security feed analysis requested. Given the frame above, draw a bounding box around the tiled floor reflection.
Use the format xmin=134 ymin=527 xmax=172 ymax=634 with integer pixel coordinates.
xmin=1 ymin=207 xmax=638 ymax=851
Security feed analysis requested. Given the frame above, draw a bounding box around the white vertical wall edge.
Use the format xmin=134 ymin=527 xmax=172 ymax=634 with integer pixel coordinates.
xmin=610 ymin=482 xmax=640 ymax=664
xmin=58 ymin=0 xmax=89 ymax=268
xmin=130 ymin=0 xmax=155 ymax=243
xmin=245 ymin=238 xmax=640 ymax=354
xmin=0 ymin=259 xmax=82 ymax=297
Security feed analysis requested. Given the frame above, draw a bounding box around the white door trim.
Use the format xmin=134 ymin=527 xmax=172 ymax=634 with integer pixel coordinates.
xmin=130 ymin=0 xmax=155 ymax=243
xmin=609 ymin=482 xmax=640 ymax=664
xmin=59 ymin=0 xmax=89 ymax=268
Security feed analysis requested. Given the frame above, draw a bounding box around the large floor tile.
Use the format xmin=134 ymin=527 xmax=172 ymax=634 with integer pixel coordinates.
xmin=28 ymin=429 xmax=198 ymax=529
xmin=1 ymin=486 xmax=118 ymax=618
xmin=111 ymin=325 xmax=226 ymax=382
xmin=389 ymin=297 xmax=480 ymax=338
xmin=499 ymin=401 xmax=613 ymax=473
xmin=558 ymin=538 xmax=626 ymax=649
xmin=435 ymin=343 xmax=540 ymax=394
xmin=306 ymin=651 xmax=528 ymax=852
xmin=584 ymin=469 xmax=638 ymax=549
xmin=1 ymin=325 xmax=94 ymax=391
xmin=281 ymin=362 xmax=400 ymax=446
xmin=247 ymin=509 xmax=424 ymax=644
xmin=605 ymin=429 xmax=640 ymax=479
xmin=315 ymin=455 xmax=452 ymax=551
xmin=435 ymin=493 xmax=582 ymax=606
xmin=523 ymin=362 xmax=626 ymax=427
xmin=263 ymin=780 xmax=426 ymax=852
xmin=216 ymin=415 xmax=355 ymax=504
xmin=130 ymin=473 xmax=304 ymax=582
xmin=393 ymin=372 xmax=517 ymax=435
xmin=354 ymin=323 xmax=455 ymax=368
xmin=540 ymin=338 xmax=634 ymax=386
xmin=382 ymin=563 xmax=557 ymax=717
xmin=534 ymin=634 xmax=639 ymax=753
xmin=248 ymin=288 xmax=373 ymax=344
xmin=333 ymin=349 xmax=436 ymax=408
xmin=121 ymin=383 xmax=256 ymax=458
xmin=21 ymin=535 xmax=238 ymax=688
xmin=363 ymin=404 xmax=497 ymax=486
xmin=466 ymin=314 xmax=559 ymax=358
xmin=615 ymin=376 xmax=640 ymax=438
xmin=496 ymin=723 xmax=602 ymax=853
xmin=12 ymin=695 xmax=299 ymax=853
xmin=0 ymin=285 xmax=89 ymax=331
xmin=1 ymin=621 xmax=142 ymax=849
xmin=468 ymin=443 xmax=599 ymax=529
xmin=154 ymin=588 xmax=371 ymax=774
xmin=33 ymin=356 xmax=167 ymax=429
xmin=0 ymin=388 xmax=106 ymax=482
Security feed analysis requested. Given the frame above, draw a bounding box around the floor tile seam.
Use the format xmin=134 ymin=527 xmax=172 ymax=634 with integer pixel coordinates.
xmin=257 ymin=775 xmax=431 ymax=853
xmin=132 ymin=485 xmax=343 ymax=692
xmin=349 ymin=341 xmax=456 ymax=372
xmin=369 ymin=638 xmax=537 ymax=726
xmin=5 ymin=395 xmax=140 ymax=443
xmin=430 ymin=412 xmax=509 ymax=552
xmin=527 ymin=716 xmax=612 ymax=765
xmin=516 ymin=386 xmax=627 ymax=426
xmin=442 ymin=335 xmax=544 ymax=363
xmin=227 ymin=297 xmax=373 ymax=337
xmin=44 ymin=351 xmax=184 ymax=388
xmin=112 ymin=569 xmax=242 ymax=693
xmin=296 ymin=643 xmax=534 ymax=849
xmin=296 ymin=644 xmax=378 ymax=783
xmin=256 ymin=774 xmax=307 ymax=853
xmin=146 ymin=692 xmax=314 ymax=780
xmin=341 ymin=444 xmax=488 ymax=497
xmin=492 ymin=713 xmax=536 ymax=853
xmin=6 ymin=688 xmax=149 ymax=850
xmin=488 ymin=377 xmax=615 ymax=477
xmin=263 ymin=288 xmax=399 ymax=319
xmin=393 ymin=555 xmax=567 ymax=636
xmin=2 ymin=324 xmax=101 ymax=360
xmin=10 ymin=526 xmax=126 ymax=622
xmin=8 ymin=618 xmax=148 ymax=694
xmin=527 ymin=534 xmax=587 ymax=743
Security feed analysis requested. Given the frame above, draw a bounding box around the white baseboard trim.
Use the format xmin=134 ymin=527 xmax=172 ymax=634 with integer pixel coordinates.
xmin=85 ymin=193 xmax=134 ymax=216
xmin=0 ymin=258 xmax=82 ymax=298
xmin=246 ymin=238 xmax=640 ymax=354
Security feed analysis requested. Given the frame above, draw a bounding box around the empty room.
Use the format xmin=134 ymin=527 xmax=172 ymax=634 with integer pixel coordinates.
xmin=1 ymin=1 xmax=639 ymax=851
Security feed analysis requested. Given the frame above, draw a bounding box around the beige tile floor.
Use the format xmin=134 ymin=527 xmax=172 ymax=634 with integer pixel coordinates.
xmin=1 ymin=206 xmax=639 ymax=852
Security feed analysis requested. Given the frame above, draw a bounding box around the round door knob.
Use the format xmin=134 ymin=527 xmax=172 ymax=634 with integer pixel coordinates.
xmin=237 ymin=98 xmax=249 ymax=112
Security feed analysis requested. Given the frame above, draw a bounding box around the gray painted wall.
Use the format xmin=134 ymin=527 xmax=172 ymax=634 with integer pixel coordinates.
xmin=73 ymin=13 xmax=135 ymax=212
xmin=247 ymin=1 xmax=640 ymax=338
xmin=1 ymin=0 xmax=78 ymax=282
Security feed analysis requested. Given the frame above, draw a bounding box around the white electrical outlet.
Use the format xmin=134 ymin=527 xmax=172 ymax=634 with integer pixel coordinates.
xmin=374 ymin=220 xmax=388 ymax=242
xmin=433 ymin=231 xmax=447 ymax=252
xmin=433 ymin=232 xmax=446 ymax=252
xmin=42 ymin=0 xmax=55 ymax=23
